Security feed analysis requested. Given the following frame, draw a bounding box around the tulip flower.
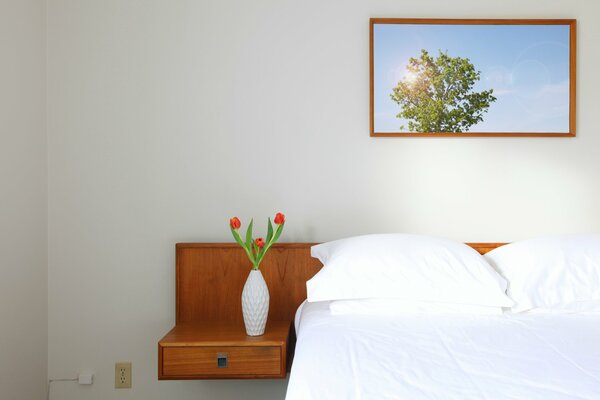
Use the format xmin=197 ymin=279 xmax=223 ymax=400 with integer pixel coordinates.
xmin=274 ymin=212 xmax=285 ymax=225
xmin=230 ymin=217 xmax=241 ymax=230
xmin=228 ymin=212 xmax=286 ymax=270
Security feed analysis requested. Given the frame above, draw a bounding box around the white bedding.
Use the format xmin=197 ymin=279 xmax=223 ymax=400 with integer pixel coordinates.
xmin=286 ymin=301 xmax=600 ymax=400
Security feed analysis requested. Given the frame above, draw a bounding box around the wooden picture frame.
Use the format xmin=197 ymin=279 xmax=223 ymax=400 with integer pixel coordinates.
xmin=369 ymin=18 xmax=577 ymax=137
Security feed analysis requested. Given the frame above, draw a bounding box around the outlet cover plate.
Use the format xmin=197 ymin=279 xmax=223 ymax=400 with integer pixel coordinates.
xmin=115 ymin=362 xmax=132 ymax=389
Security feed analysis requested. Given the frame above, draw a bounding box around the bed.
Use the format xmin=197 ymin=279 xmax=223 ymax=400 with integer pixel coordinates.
xmin=286 ymin=300 xmax=600 ymax=400
xmin=286 ymin=234 xmax=600 ymax=400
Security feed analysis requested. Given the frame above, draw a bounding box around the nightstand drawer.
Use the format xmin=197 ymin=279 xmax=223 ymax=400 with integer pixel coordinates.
xmin=162 ymin=346 xmax=281 ymax=377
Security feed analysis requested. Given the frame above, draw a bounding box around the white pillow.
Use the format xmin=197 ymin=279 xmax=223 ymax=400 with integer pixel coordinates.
xmin=329 ymin=298 xmax=504 ymax=316
xmin=307 ymin=234 xmax=513 ymax=307
xmin=485 ymin=234 xmax=600 ymax=313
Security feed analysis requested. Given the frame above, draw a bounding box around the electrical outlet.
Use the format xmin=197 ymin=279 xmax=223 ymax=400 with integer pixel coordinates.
xmin=115 ymin=362 xmax=132 ymax=389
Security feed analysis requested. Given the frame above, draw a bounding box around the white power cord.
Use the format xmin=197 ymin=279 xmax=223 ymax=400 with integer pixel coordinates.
xmin=47 ymin=374 xmax=97 ymax=400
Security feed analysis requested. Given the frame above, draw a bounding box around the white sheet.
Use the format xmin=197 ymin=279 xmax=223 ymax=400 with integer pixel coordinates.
xmin=286 ymin=301 xmax=600 ymax=400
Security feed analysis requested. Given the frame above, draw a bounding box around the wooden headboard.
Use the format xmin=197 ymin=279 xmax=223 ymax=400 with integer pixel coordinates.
xmin=175 ymin=242 xmax=505 ymax=325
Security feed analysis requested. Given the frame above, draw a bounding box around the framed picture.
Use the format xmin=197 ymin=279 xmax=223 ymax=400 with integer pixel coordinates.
xmin=370 ymin=18 xmax=576 ymax=137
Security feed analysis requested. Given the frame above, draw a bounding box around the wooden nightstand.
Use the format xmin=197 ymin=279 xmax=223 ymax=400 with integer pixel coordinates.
xmin=157 ymin=243 xmax=321 ymax=381
xmin=158 ymin=320 xmax=291 ymax=379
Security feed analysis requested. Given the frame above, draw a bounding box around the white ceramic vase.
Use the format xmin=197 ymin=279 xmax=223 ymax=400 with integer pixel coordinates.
xmin=241 ymin=269 xmax=270 ymax=336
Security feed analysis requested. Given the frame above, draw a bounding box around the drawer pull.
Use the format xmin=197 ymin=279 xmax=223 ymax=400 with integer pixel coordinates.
xmin=217 ymin=353 xmax=228 ymax=368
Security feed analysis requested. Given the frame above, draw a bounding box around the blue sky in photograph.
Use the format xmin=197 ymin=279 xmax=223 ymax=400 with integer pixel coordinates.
xmin=373 ymin=24 xmax=571 ymax=133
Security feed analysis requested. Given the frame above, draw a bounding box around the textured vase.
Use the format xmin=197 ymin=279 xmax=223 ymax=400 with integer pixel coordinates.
xmin=241 ymin=269 xmax=270 ymax=336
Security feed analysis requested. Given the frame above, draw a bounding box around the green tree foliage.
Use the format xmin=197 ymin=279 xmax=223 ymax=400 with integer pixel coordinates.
xmin=391 ymin=49 xmax=497 ymax=133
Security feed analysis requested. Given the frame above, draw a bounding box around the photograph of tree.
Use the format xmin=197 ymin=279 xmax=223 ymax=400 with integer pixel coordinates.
xmin=370 ymin=19 xmax=576 ymax=137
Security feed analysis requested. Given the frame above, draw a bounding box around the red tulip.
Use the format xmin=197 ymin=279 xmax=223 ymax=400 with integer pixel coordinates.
xmin=230 ymin=217 xmax=241 ymax=230
xmin=274 ymin=212 xmax=285 ymax=225
xmin=255 ymin=237 xmax=265 ymax=248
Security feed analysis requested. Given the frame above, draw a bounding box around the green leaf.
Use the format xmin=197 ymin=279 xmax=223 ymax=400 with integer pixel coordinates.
xmin=256 ymin=248 xmax=267 ymax=267
xmin=231 ymin=225 xmax=256 ymax=266
xmin=245 ymin=219 xmax=255 ymax=265
xmin=245 ymin=219 xmax=253 ymax=250
xmin=230 ymin=226 xmax=245 ymax=248
xmin=272 ymin=222 xmax=284 ymax=243
xmin=266 ymin=218 xmax=274 ymax=245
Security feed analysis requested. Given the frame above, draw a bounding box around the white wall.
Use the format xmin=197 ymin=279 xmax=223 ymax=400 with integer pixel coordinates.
xmin=47 ymin=0 xmax=600 ymax=399
xmin=0 ymin=0 xmax=47 ymax=399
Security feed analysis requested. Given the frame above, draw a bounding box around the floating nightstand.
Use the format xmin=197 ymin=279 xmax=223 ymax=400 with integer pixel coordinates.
xmin=157 ymin=243 xmax=321 ymax=380
xmin=158 ymin=321 xmax=290 ymax=379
